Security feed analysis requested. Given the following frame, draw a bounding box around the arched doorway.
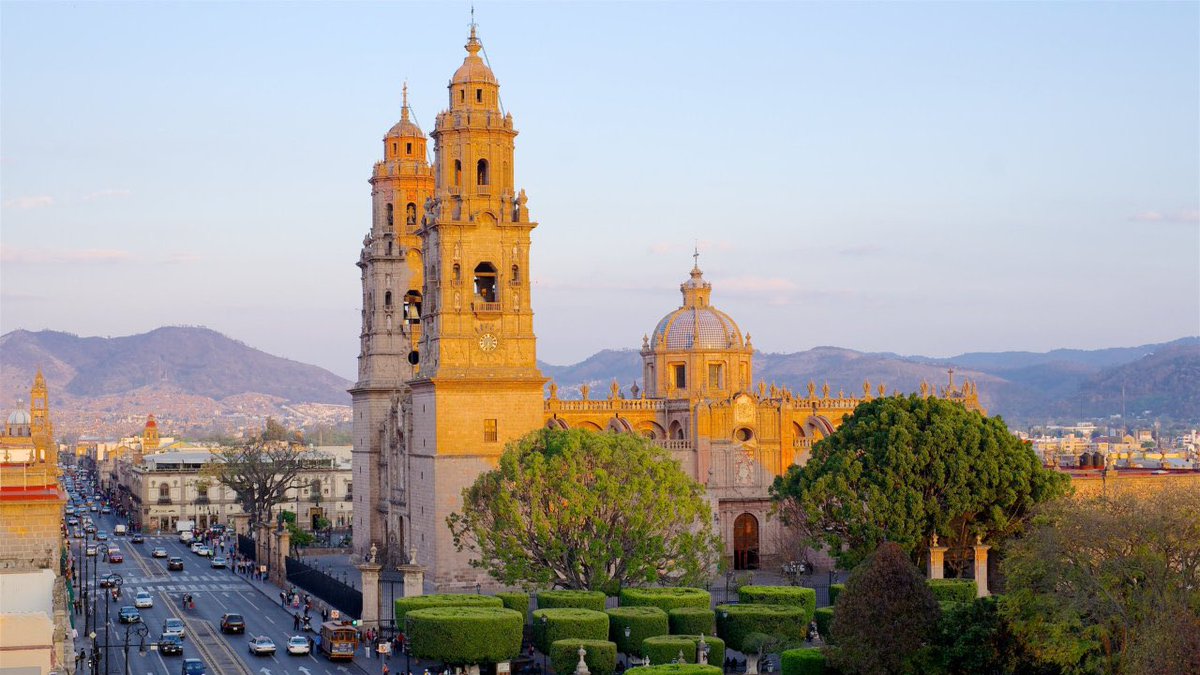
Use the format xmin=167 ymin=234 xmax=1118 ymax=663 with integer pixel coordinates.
xmin=733 ymin=513 xmax=760 ymax=570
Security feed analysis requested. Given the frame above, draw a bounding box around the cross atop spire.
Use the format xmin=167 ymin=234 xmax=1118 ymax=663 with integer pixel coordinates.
xmin=693 ymin=245 xmax=700 ymax=271
xmin=401 ymin=81 xmax=410 ymax=120
xmin=469 ymin=4 xmax=478 ymax=41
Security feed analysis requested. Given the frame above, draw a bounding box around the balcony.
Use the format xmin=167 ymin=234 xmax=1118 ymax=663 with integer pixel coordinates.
xmin=194 ymin=496 xmax=210 ymax=505
xmin=344 ymin=494 xmax=353 ymax=502
xmin=156 ymin=496 xmax=172 ymax=505
xmin=472 ymin=301 xmax=502 ymax=314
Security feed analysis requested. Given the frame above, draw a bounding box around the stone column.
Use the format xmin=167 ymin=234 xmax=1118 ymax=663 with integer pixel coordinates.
xmin=271 ymin=528 xmax=290 ymax=587
xmin=928 ymin=535 xmax=948 ymax=580
xmin=358 ymin=562 xmax=382 ymax=629
xmin=973 ymin=538 xmax=991 ymax=597
xmin=399 ymin=546 xmax=426 ymax=597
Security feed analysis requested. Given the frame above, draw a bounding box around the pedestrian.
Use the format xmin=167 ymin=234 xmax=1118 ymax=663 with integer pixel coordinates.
xmin=383 ymin=664 xmax=390 ymax=675
xmin=280 ymin=591 xmax=287 ymax=607
xmin=307 ymin=635 xmax=314 ymax=653
xmin=294 ymin=613 xmax=301 ymax=630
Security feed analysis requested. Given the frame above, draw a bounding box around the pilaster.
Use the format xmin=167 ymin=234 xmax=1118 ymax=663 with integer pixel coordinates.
xmin=973 ymin=539 xmax=991 ymax=597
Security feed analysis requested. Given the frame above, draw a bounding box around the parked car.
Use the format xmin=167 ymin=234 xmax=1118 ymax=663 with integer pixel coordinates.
xmin=286 ymin=635 xmax=311 ymax=655
xmin=159 ymin=634 xmax=184 ymax=656
xmin=220 ymin=613 xmax=245 ymax=634
xmin=210 ymin=556 xmax=227 ymax=569
xmin=167 ymin=557 xmax=184 ymax=571
xmin=180 ymin=658 xmax=206 ymax=675
xmin=248 ymin=636 xmax=276 ymax=656
xmin=118 ymin=606 xmax=141 ymax=623
xmin=152 ymin=547 xmax=168 ymax=558
xmin=134 ymin=590 xmax=154 ymax=608
xmin=163 ymin=618 xmax=186 ymax=640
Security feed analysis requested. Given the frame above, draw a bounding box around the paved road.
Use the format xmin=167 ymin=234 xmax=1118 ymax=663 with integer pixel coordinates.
xmin=74 ymin=510 xmax=389 ymax=675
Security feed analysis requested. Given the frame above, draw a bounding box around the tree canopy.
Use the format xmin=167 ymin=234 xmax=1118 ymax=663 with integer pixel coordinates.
xmin=771 ymin=395 xmax=1068 ymax=569
xmin=447 ymin=428 xmax=721 ymax=593
xmin=1001 ymin=487 xmax=1200 ymax=675
xmin=202 ymin=439 xmax=313 ymax=526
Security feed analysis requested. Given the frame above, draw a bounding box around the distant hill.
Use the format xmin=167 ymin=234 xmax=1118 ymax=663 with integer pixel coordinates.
xmin=537 ymin=338 xmax=1200 ymax=426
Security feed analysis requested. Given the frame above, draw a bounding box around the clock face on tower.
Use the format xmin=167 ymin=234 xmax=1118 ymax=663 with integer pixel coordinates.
xmin=478 ymin=333 xmax=499 ymax=352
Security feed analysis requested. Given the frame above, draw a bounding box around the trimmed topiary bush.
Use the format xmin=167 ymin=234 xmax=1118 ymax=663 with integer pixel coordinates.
xmin=606 ymin=606 xmax=669 ymax=656
xmin=828 ymin=584 xmax=844 ymax=607
xmin=813 ymin=608 xmax=834 ymax=643
xmin=739 ymin=586 xmax=816 ymax=622
xmin=642 ymin=635 xmax=725 ymax=666
xmin=497 ymin=592 xmax=530 ymax=619
xmin=406 ymin=606 xmax=523 ymax=664
xmin=714 ymin=604 xmax=807 ymax=654
xmin=538 ymin=590 xmax=608 ymax=611
xmin=550 ymin=639 xmax=618 ymax=675
xmin=620 ymin=587 xmax=711 ymax=612
xmin=533 ymin=608 xmax=611 ymax=654
xmin=626 ymin=665 xmax=722 ymax=675
xmin=395 ymin=594 xmax=503 ymax=624
xmin=781 ymin=648 xmax=827 ymax=675
xmin=668 ymin=607 xmax=715 ymax=636
xmin=928 ymin=579 xmax=976 ymax=604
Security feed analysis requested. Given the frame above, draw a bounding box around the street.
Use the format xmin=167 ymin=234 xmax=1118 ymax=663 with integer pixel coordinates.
xmin=76 ymin=509 xmax=387 ymax=675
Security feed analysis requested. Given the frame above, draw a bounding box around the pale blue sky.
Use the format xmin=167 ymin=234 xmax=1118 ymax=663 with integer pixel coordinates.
xmin=3 ymin=1 xmax=1197 ymax=380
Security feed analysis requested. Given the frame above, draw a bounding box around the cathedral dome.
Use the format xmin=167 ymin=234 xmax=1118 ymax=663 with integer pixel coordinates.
xmin=650 ymin=262 xmax=745 ymax=351
xmin=451 ymin=27 xmax=497 ymax=85
xmin=7 ymin=408 xmax=30 ymax=426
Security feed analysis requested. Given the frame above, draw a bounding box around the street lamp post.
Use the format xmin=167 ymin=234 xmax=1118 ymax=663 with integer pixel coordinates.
xmin=623 ymin=626 xmax=632 ymax=667
xmin=122 ymin=622 xmax=149 ymax=675
xmin=89 ymin=631 xmax=99 ymax=675
xmin=105 ymin=574 xmax=122 ymax=675
xmin=540 ymin=615 xmax=548 ymax=673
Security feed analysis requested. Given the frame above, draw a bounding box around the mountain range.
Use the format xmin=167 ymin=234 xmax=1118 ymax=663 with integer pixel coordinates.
xmin=1 ymin=327 xmax=1196 ymax=437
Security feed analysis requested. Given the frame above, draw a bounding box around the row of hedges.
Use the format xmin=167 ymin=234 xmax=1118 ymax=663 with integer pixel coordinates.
xmin=927 ymin=579 xmax=976 ymax=604
xmin=627 ymin=666 xmax=722 ymax=675
xmin=715 ymin=604 xmax=807 ymax=654
xmin=828 ymin=584 xmax=844 ymax=607
xmin=643 ymin=635 xmax=726 ymax=666
xmin=668 ymin=607 xmax=715 ymax=636
xmin=538 ymin=589 xmax=608 ymax=611
xmin=620 ymin=587 xmax=711 ymax=611
xmin=739 ymin=585 xmax=816 ymax=617
xmin=606 ymin=606 xmax=669 ymax=656
xmin=533 ymin=608 xmax=610 ymax=653
xmin=813 ymin=608 xmax=834 ymax=643
xmin=497 ymin=591 xmax=530 ymax=616
xmin=550 ymin=639 xmax=617 ymax=675
xmin=781 ymin=648 xmax=829 ymax=675
xmin=396 ymin=594 xmax=502 ymax=623
xmin=406 ymin=606 xmax=523 ymax=664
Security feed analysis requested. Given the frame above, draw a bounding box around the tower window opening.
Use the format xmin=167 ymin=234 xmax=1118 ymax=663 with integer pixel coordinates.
xmin=403 ymin=290 xmax=422 ymax=324
xmin=406 ymin=142 xmax=412 ymax=154
xmin=454 ymin=160 xmax=462 ymax=187
xmin=510 ymin=264 xmax=520 ymax=284
xmin=673 ymin=364 xmax=687 ymax=389
xmin=473 ymin=262 xmax=498 ymax=303
xmin=708 ymin=363 xmax=724 ymax=389
xmin=460 ymin=89 xmax=465 ymax=102
xmin=386 ymin=242 xmax=393 ymax=256
xmin=384 ymin=291 xmax=393 ymax=307
xmin=453 ymin=264 xmax=461 ymax=281
xmin=476 ymin=88 xmax=483 ymax=103
xmin=386 ymin=203 xmax=394 ymax=229
xmin=483 ymin=419 xmax=498 ymax=443
xmin=392 ymin=142 xmax=397 ymax=155
xmin=477 ymin=159 xmax=489 ymax=186
xmin=406 ymin=202 xmax=417 ymax=226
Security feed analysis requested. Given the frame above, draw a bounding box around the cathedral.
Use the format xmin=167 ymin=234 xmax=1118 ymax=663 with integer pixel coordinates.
xmin=352 ymin=26 xmax=984 ymax=588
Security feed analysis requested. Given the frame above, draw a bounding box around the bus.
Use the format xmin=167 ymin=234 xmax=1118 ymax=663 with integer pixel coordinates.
xmin=319 ymin=621 xmax=358 ymax=662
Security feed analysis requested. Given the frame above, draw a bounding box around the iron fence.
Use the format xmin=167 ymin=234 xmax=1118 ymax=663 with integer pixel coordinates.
xmin=285 ymin=555 xmax=363 ymax=618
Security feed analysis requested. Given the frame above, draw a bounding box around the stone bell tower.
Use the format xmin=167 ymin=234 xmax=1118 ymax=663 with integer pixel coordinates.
xmin=351 ymin=85 xmax=435 ymax=561
xmin=407 ymin=24 xmax=545 ymax=587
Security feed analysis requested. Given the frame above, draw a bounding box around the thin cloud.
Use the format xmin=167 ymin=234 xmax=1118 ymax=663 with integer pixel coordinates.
xmin=164 ymin=253 xmax=202 ymax=264
xmin=647 ymin=239 xmax=737 ymax=257
xmin=717 ymin=275 xmax=799 ymax=293
xmin=83 ymin=189 xmax=132 ymax=201
xmin=3 ymin=196 xmax=54 ymax=210
xmin=0 ymin=246 xmax=134 ymax=265
xmin=1129 ymin=210 xmax=1199 ymax=224
xmin=837 ymin=244 xmax=884 ymax=256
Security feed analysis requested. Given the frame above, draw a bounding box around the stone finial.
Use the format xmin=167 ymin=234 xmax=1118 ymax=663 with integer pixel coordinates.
xmin=368 ymin=542 xmax=378 ymax=564
xmin=822 ymin=382 xmax=830 ymax=399
xmin=642 ymin=334 xmax=650 ymax=350
xmin=610 ymin=380 xmax=620 ymax=400
xmin=931 ymin=533 xmax=938 ymax=547
xmin=548 ymin=381 xmax=559 ymax=399
xmin=878 ymin=383 xmax=886 ymax=397
xmin=807 ymin=381 xmax=816 ymax=399
xmin=408 ymin=546 xmax=418 ymax=565
xmin=631 ymin=381 xmax=640 ymax=399
xmin=575 ymin=645 xmax=590 ymax=675
xmin=580 ymin=384 xmax=590 ymax=400
xmin=863 ymin=380 xmax=871 ymax=398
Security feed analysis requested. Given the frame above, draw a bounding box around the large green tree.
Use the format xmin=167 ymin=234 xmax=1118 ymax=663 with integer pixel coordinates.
xmin=771 ymin=395 xmax=1068 ymax=569
xmin=448 ymin=429 xmax=721 ymax=593
xmin=1001 ymin=487 xmax=1200 ymax=675
xmin=202 ymin=439 xmax=316 ymax=527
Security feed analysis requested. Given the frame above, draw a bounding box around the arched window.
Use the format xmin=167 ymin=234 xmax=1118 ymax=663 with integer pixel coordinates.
xmin=405 ymin=202 xmax=417 ymax=226
xmin=477 ymin=159 xmax=489 ymax=186
xmin=158 ymin=484 xmax=170 ymax=500
xmin=403 ymin=290 xmax=422 ymax=324
xmin=473 ymin=263 xmax=497 ymax=303
xmin=511 ymin=264 xmax=520 ymax=284
xmin=453 ymin=264 xmax=461 ymax=282
xmin=391 ymin=142 xmax=397 ymax=155
xmin=384 ymin=291 xmax=393 ymax=307
xmin=386 ymin=203 xmax=394 ymax=229
xmin=454 ymin=160 xmax=462 ymax=187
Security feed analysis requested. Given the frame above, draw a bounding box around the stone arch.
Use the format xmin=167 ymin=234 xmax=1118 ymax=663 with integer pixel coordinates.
xmin=668 ymin=420 xmax=686 ymax=440
xmin=576 ymin=420 xmax=603 ymax=432
xmin=606 ymin=416 xmax=633 ymax=434
xmin=733 ymin=513 xmax=760 ymax=570
xmin=802 ymin=415 xmax=835 ymax=439
xmin=635 ymin=420 xmax=666 ymax=440
xmin=546 ymin=417 xmax=569 ymax=430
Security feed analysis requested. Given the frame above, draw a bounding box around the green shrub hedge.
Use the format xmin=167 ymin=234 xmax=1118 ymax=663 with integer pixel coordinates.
xmin=619 ymin=588 xmax=711 ymax=612
xmin=781 ymin=648 xmax=827 ymax=675
xmin=928 ymin=579 xmax=976 ymax=604
xmin=550 ymin=639 xmax=617 ymax=675
xmin=497 ymin=592 xmax=530 ymax=618
xmin=395 ymin=594 xmax=503 ymax=624
xmin=714 ymin=604 xmax=807 ymax=653
xmin=606 ymin=606 xmax=669 ymax=656
xmin=668 ymin=607 xmax=715 ymax=636
xmin=533 ymin=608 xmax=611 ymax=654
xmin=642 ymin=635 xmax=725 ymax=666
xmin=406 ymin=606 xmax=523 ymax=664
xmin=828 ymin=584 xmax=844 ymax=607
xmin=812 ymin=608 xmax=834 ymax=643
xmin=625 ymin=664 xmax=722 ymax=675
xmin=739 ymin=586 xmax=816 ymax=621
xmin=538 ymin=590 xmax=608 ymax=611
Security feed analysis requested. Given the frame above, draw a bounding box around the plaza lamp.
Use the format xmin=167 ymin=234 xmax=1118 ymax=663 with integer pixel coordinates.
xmin=540 ymin=615 xmax=548 ymax=673
xmin=623 ymin=626 xmax=632 ymax=667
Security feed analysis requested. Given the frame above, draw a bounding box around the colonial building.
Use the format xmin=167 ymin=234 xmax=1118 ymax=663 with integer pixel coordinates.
xmin=352 ymin=26 xmax=985 ymax=587
xmin=0 ymin=373 xmax=74 ymax=673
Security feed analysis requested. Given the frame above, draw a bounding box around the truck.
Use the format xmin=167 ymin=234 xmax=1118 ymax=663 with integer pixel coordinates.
xmin=113 ymin=524 xmax=127 ymax=536
xmin=176 ymin=520 xmax=195 ymax=543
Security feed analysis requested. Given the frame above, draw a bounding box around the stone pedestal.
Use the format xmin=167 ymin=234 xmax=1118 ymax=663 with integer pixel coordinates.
xmin=928 ymin=545 xmax=948 ymax=580
xmin=230 ymin=513 xmax=250 ymax=536
xmin=973 ymin=542 xmax=991 ymax=597
xmin=271 ymin=529 xmax=290 ymax=588
xmin=358 ymin=563 xmax=382 ymax=628
xmin=398 ymin=564 xmax=425 ymax=597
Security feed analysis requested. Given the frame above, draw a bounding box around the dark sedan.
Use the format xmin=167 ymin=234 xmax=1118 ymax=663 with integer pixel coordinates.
xmin=167 ymin=557 xmax=184 ymax=571
xmin=118 ymin=606 xmax=141 ymax=624
xmin=159 ymin=634 xmax=184 ymax=656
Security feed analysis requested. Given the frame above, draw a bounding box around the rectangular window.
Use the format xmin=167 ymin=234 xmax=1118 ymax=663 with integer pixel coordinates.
xmin=406 ymin=142 xmax=412 ymax=154
xmin=476 ymin=88 xmax=483 ymax=102
xmin=484 ymin=419 xmax=498 ymax=443
xmin=673 ymin=364 xmax=686 ymax=389
xmin=708 ymin=363 xmax=724 ymax=389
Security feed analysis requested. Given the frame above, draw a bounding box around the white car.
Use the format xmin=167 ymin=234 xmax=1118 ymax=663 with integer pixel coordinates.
xmin=286 ymin=635 xmax=311 ymax=655
xmin=193 ymin=545 xmax=211 ymax=557
xmin=163 ymin=618 xmax=186 ymax=639
xmin=248 ymin=636 xmax=276 ymax=656
xmin=85 ymin=545 xmax=97 ymax=556
xmin=134 ymin=590 xmax=154 ymax=608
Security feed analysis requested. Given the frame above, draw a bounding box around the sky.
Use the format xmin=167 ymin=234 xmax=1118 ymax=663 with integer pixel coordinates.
xmin=2 ymin=1 xmax=1197 ymax=381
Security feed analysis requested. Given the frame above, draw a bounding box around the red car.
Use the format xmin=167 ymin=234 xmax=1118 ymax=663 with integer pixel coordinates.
xmin=108 ymin=551 xmax=124 ymax=563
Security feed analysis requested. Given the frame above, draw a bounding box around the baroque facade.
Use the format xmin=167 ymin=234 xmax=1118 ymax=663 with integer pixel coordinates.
xmin=352 ymin=27 xmax=985 ymax=587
